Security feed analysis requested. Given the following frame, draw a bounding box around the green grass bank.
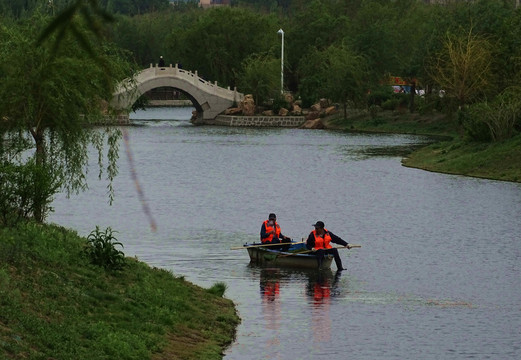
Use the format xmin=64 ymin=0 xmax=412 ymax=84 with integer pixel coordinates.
xmin=0 ymin=223 xmax=239 ymax=360
xmin=327 ymin=110 xmax=521 ymax=183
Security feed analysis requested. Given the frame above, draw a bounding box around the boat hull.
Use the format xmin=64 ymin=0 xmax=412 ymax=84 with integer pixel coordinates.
xmin=246 ymin=246 xmax=333 ymax=270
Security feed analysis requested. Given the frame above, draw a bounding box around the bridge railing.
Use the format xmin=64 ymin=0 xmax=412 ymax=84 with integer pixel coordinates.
xmin=147 ymin=63 xmax=242 ymax=102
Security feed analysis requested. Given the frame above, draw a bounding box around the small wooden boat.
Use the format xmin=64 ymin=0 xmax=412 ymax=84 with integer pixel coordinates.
xmin=244 ymin=242 xmax=333 ymax=270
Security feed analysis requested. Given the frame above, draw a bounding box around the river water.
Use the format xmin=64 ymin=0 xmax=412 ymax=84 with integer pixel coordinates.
xmin=49 ymin=107 xmax=521 ymax=360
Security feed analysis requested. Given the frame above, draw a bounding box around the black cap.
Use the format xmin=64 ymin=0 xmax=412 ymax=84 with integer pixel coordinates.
xmin=268 ymin=213 xmax=276 ymax=220
xmin=312 ymin=221 xmax=325 ymax=228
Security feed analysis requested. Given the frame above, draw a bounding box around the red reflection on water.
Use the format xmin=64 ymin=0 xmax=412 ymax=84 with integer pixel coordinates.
xmin=307 ymin=270 xmax=342 ymax=344
xmin=260 ymin=269 xmax=282 ymax=359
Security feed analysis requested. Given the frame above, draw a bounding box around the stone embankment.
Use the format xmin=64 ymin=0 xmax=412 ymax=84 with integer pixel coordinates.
xmin=193 ymin=93 xmax=339 ymax=128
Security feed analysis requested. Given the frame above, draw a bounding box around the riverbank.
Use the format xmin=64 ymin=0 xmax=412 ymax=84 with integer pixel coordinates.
xmin=0 ymin=222 xmax=239 ymax=360
xmin=326 ymin=110 xmax=521 ymax=183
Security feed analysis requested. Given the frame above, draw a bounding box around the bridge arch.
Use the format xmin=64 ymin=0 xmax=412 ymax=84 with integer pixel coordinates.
xmin=111 ymin=64 xmax=244 ymax=123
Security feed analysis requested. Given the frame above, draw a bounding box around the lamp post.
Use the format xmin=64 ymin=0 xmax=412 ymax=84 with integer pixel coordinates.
xmin=277 ymin=28 xmax=284 ymax=95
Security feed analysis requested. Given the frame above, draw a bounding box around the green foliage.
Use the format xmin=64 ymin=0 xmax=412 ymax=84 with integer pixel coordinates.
xmin=238 ymin=53 xmax=280 ymax=106
xmin=463 ymin=87 xmax=521 ymax=142
xmin=270 ymin=95 xmax=290 ymax=113
xmin=0 ymin=223 xmax=239 ymax=359
xmin=428 ymin=28 xmax=493 ymax=108
xmin=207 ymin=282 xmax=228 ymax=297
xmin=367 ymin=86 xmax=394 ymax=107
xmin=369 ymin=104 xmax=381 ymax=119
xmin=460 ymin=104 xmax=493 ymax=142
xmin=103 ymin=0 xmax=170 ymax=16
xmin=165 ymin=6 xmax=278 ymax=87
xmin=297 ymin=44 xmax=369 ymax=108
xmin=0 ymin=12 xmax=131 ymax=222
xmin=0 ymin=159 xmax=61 ymax=227
xmin=84 ymin=226 xmax=126 ymax=270
xmin=381 ymin=98 xmax=399 ymax=111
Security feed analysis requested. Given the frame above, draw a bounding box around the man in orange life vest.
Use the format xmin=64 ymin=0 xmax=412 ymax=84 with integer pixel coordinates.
xmin=306 ymin=221 xmax=352 ymax=271
xmin=260 ymin=213 xmax=291 ymax=251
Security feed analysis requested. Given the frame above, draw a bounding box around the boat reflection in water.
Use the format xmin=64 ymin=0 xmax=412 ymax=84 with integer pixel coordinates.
xmin=305 ymin=270 xmax=343 ymax=344
xmin=259 ymin=268 xmax=283 ymax=359
xmin=255 ymin=266 xmax=345 ymax=354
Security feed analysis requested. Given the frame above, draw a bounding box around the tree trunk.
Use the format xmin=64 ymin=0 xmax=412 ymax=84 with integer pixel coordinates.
xmin=31 ymin=126 xmax=45 ymax=223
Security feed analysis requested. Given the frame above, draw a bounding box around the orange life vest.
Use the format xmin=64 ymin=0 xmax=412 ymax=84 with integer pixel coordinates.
xmin=261 ymin=220 xmax=281 ymax=243
xmin=313 ymin=229 xmax=332 ymax=249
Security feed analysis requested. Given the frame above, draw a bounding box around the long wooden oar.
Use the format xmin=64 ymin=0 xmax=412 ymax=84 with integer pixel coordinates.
xmin=230 ymin=241 xmax=304 ymax=250
xmin=279 ymin=244 xmax=362 ymax=257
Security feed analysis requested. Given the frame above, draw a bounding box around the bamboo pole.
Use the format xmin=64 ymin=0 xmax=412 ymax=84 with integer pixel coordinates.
xmin=230 ymin=240 xmax=305 ymax=250
xmin=279 ymin=244 xmax=362 ymax=257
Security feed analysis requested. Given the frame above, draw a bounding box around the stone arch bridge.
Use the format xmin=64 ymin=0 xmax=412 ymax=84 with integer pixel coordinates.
xmin=111 ymin=64 xmax=244 ymax=123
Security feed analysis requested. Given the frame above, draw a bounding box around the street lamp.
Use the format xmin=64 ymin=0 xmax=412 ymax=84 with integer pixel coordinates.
xmin=277 ymin=28 xmax=284 ymax=95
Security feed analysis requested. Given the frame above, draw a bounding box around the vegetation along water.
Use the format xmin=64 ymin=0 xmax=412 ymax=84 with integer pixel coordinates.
xmin=1 ymin=1 xmax=521 ymax=359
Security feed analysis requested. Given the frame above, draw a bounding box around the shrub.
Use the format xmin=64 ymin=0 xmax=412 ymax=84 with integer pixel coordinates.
xmin=0 ymin=160 xmax=61 ymax=226
xmin=270 ymin=95 xmax=290 ymax=113
xmin=207 ymin=282 xmax=227 ymax=297
xmin=84 ymin=226 xmax=126 ymax=270
xmin=369 ymin=104 xmax=381 ymax=119
xmin=367 ymin=86 xmax=393 ymax=106
xmin=463 ymin=88 xmax=521 ymax=141
xmin=381 ymin=98 xmax=399 ymax=111
xmin=460 ymin=105 xmax=491 ymax=141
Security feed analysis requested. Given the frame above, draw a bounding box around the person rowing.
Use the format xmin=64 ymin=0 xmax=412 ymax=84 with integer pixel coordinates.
xmin=260 ymin=213 xmax=291 ymax=251
xmin=306 ymin=221 xmax=353 ymax=271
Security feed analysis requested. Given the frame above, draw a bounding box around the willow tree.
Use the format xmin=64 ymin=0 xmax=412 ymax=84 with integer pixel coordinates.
xmin=428 ymin=29 xmax=493 ymax=109
xmin=0 ymin=14 xmax=134 ymax=223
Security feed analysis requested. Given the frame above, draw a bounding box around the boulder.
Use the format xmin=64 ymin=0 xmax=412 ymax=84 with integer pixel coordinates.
xmin=278 ymin=107 xmax=289 ymax=116
xmin=325 ymin=106 xmax=337 ymax=116
xmin=310 ymin=103 xmax=321 ymax=112
xmin=262 ymin=110 xmax=274 ymax=116
xmin=240 ymin=94 xmax=256 ymax=116
xmin=319 ymin=98 xmax=330 ymax=109
xmin=284 ymin=93 xmax=294 ymax=107
xmin=300 ymin=118 xmax=324 ymax=129
xmin=224 ymin=107 xmax=242 ymax=115
xmin=305 ymin=111 xmax=320 ymax=120
xmin=291 ymin=104 xmax=302 ymax=115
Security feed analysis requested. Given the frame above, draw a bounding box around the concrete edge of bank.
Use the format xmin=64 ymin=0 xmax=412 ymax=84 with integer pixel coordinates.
xmin=98 ymin=114 xmax=308 ymax=127
xmin=196 ymin=115 xmax=307 ymax=127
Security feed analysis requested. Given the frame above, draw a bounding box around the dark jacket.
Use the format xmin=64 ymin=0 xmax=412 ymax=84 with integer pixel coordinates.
xmin=306 ymin=230 xmax=348 ymax=250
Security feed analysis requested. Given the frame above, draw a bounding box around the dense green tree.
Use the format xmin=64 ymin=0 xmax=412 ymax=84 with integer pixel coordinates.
xmin=238 ymin=53 xmax=280 ymax=106
xmin=297 ymin=44 xmax=369 ymax=111
xmin=169 ymin=6 xmax=278 ymax=87
xmin=348 ymin=0 xmax=401 ymax=78
xmin=0 ymin=14 xmax=134 ymax=222
xmin=286 ymin=0 xmax=350 ymax=92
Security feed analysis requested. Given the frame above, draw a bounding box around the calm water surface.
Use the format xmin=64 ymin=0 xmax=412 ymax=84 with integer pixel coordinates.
xmin=49 ymin=107 xmax=521 ymax=360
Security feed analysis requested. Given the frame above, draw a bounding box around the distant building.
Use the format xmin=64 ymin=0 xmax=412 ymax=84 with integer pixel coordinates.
xmin=199 ymin=0 xmax=231 ymax=9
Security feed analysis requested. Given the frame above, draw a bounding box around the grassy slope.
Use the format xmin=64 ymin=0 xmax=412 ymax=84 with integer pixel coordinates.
xmin=0 ymin=223 xmax=239 ymax=360
xmin=327 ymin=110 xmax=521 ymax=183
